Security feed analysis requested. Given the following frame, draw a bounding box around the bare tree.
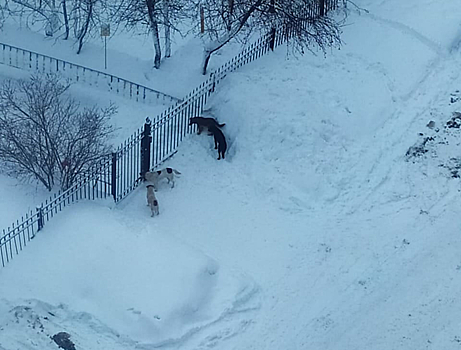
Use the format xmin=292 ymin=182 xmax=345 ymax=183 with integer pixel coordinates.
xmin=8 ymin=0 xmax=105 ymax=53
xmin=196 ymin=0 xmax=345 ymax=74
xmin=73 ymin=0 xmax=97 ymax=54
xmin=161 ymin=0 xmax=190 ymax=57
xmin=67 ymin=0 xmax=110 ymax=54
xmin=146 ymin=0 xmax=162 ymax=68
xmin=0 ymin=74 xmax=116 ymax=191
xmin=111 ymin=0 xmax=161 ymax=68
xmin=112 ymin=0 xmax=186 ymax=69
xmin=9 ymin=0 xmax=61 ymax=36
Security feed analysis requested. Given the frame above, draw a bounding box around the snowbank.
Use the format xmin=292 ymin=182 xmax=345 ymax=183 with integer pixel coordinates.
xmin=0 ymin=201 xmax=258 ymax=347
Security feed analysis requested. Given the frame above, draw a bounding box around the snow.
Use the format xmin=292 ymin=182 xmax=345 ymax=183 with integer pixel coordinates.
xmin=1 ymin=0 xmax=461 ymax=349
xmin=0 ymin=201 xmax=257 ymax=347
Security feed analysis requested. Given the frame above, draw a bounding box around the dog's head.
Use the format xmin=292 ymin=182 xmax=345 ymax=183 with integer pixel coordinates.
xmin=140 ymin=171 xmax=149 ymax=181
xmin=189 ymin=117 xmax=199 ymax=126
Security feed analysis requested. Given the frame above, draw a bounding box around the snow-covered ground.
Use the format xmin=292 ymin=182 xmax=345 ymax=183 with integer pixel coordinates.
xmin=1 ymin=0 xmax=461 ymax=349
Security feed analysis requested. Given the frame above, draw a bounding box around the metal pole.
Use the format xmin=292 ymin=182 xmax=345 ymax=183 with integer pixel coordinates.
xmin=104 ymin=36 xmax=107 ymax=69
xmin=36 ymin=205 xmax=44 ymax=232
xmin=111 ymin=152 xmax=117 ymax=201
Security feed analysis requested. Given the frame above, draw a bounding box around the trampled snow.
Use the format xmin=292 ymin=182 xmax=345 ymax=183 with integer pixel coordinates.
xmin=1 ymin=0 xmax=461 ymax=349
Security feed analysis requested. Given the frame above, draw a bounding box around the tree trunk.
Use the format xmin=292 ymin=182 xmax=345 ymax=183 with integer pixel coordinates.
xmin=269 ymin=0 xmax=276 ymax=50
xmin=146 ymin=0 xmax=161 ymax=68
xmin=73 ymin=4 xmax=80 ymax=38
xmin=163 ymin=0 xmax=171 ymax=58
xmin=151 ymin=23 xmax=161 ymax=68
xmin=201 ymin=0 xmax=263 ymax=74
xmin=227 ymin=0 xmax=234 ymax=31
xmin=202 ymin=50 xmax=211 ymax=75
xmin=62 ymin=0 xmax=69 ymax=40
xmin=76 ymin=0 xmax=93 ymax=54
xmin=320 ymin=0 xmax=325 ymax=16
xmin=200 ymin=6 xmax=204 ymax=33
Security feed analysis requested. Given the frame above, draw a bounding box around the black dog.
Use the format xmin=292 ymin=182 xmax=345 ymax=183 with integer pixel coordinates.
xmin=189 ymin=117 xmax=225 ymax=135
xmin=208 ymin=125 xmax=227 ymax=160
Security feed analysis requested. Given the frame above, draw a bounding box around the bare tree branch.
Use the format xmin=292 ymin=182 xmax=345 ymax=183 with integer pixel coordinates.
xmin=0 ymin=74 xmax=117 ymax=191
xmin=196 ymin=0 xmax=346 ymax=74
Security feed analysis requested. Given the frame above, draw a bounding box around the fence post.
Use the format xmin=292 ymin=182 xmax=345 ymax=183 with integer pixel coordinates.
xmin=210 ymin=73 xmax=216 ymax=93
xmin=269 ymin=27 xmax=276 ymax=51
xmin=36 ymin=205 xmax=44 ymax=232
xmin=140 ymin=118 xmax=152 ymax=177
xmin=320 ymin=0 xmax=325 ymax=16
xmin=111 ymin=152 xmax=117 ymax=201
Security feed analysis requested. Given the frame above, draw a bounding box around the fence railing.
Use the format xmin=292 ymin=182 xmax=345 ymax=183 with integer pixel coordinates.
xmin=0 ymin=155 xmax=113 ymax=267
xmin=0 ymin=0 xmax=340 ymax=268
xmin=0 ymin=43 xmax=181 ymax=105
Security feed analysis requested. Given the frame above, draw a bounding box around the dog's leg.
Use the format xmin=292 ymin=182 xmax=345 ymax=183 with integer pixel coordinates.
xmin=164 ymin=176 xmax=174 ymax=188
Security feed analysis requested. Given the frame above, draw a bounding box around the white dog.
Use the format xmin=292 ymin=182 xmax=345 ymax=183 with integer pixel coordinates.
xmin=144 ymin=167 xmax=181 ymax=190
xmin=146 ymin=185 xmax=159 ymax=216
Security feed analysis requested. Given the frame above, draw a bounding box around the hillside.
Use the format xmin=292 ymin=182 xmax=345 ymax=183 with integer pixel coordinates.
xmin=1 ymin=0 xmax=461 ymax=349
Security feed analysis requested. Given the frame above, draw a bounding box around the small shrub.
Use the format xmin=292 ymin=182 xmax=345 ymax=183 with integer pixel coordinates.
xmin=0 ymin=73 xmax=117 ymax=191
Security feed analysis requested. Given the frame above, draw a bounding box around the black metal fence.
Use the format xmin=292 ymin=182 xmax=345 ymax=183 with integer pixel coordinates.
xmin=0 ymin=0 xmax=340 ymax=268
xmin=0 ymin=43 xmax=180 ymax=105
xmin=0 ymin=155 xmax=113 ymax=267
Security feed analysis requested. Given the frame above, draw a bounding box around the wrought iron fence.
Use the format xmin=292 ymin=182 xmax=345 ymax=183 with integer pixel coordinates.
xmin=0 ymin=0 xmax=340 ymax=268
xmin=0 ymin=155 xmax=112 ymax=267
xmin=0 ymin=43 xmax=180 ymax=105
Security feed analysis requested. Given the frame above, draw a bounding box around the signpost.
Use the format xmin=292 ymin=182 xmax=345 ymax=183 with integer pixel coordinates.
xmin=100 ymin=24 xmax=110 ymax=69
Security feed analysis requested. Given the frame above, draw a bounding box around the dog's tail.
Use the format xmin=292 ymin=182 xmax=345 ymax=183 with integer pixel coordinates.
xmin=173 ymin=169 xmax=181 ymax=175
xmin=218 ymin=123 xmax=226 ymax=128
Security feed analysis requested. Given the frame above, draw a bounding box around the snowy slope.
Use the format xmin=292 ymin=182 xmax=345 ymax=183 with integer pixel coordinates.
xmin=0 ymin=21 xmax=242 ymax=97
xmin=2 ymin=0 xmax=461 ymax=349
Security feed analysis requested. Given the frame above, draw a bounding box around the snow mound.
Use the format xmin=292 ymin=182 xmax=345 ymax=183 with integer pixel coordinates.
xmin=0 ymin=201 xmax=260 ymax=347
